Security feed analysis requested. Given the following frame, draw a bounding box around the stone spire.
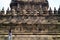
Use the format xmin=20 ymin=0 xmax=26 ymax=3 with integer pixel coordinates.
xmin=1 ymin=7 xmax=4 ymax=12
xmin=58 ymin=6 xmax=60 ymax=14
xmin=6 ymin=8 xmax=10 ymax=15
xmin=1 ymin=7 xmax=5 ymax=14
xmin=7 ymin=8 xmax=9 ymax=12
xmin=49 ymin=7 xmax=52 ymax=15
xmin=54 ymin=7 xmax=57 ymax=14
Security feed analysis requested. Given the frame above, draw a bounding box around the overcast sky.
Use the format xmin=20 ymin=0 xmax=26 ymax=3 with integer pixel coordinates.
xmin=0 ymin=0 xmax=60 ymax=10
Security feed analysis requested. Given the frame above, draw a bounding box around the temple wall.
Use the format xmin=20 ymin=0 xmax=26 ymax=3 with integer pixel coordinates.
xmin=0 ymin=35 xmax=60 ymax=40
xmin=0 ymin=24 xmax=60 ymax=34
xmin=0 ymin=0 xmax=60 ymax=40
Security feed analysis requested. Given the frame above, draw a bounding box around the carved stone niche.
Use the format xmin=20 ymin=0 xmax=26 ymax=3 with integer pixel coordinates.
xmin=20 ymin=24 xmax=32 ymax=32
xmin=15 ymin=24 xmax=38 ymax=33
xmin=53 ymin=37 xmax=60 ymax=40
xmin=22 ymin=9 xmax=27 ymax=15
xmin=12 ymin=9 xmax=17 ymax=15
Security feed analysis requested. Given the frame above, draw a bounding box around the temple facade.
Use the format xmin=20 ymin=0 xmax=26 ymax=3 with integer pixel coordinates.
xmin=0 ymin=0 xmax=60 ymax=40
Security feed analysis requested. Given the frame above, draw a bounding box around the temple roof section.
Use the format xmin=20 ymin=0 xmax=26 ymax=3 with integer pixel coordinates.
xmin=10 ymin=0 xmax=49 ymax=8
xmin=14 ymin=0 xmax=47 ymax=2
xmin=11 ymin=0 xmax=49 ymax=4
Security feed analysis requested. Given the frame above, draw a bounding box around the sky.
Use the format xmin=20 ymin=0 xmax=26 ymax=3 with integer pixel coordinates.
xmin=0 ymin=0 xmax=60 ymax=10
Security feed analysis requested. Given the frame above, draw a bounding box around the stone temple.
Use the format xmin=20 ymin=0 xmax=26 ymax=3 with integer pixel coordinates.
xmin=0 ymin=0 xmax=60 ymax=40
